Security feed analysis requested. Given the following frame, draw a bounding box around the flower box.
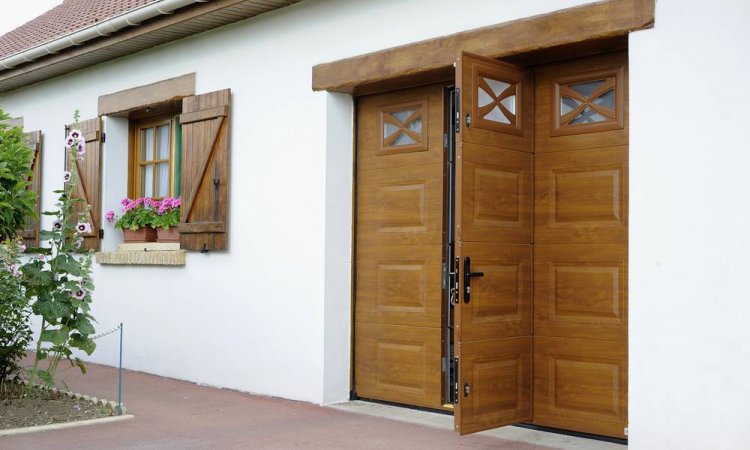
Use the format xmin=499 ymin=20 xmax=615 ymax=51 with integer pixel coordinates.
xmin=156 ymin=228 xmax=180 ymax=243
xmin=122 ymin=227 xmax=157 ymax=243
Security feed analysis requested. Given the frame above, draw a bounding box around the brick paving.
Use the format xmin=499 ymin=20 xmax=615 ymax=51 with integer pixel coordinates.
xmin=0 ymin=361 xmax=557 ymax=449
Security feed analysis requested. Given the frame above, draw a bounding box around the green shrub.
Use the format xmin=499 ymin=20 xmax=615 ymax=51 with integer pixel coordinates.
xmin=0 ymin=241 xmax=32 ymax=383
xmin=0 ymin=106 xmax=36 ymax=242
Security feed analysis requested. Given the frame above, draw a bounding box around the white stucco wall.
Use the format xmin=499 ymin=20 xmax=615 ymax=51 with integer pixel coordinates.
xmin=8 ymin=0 xmax=750 ymax=448
xmin=629 ymin=0 xmax=750 ymax=449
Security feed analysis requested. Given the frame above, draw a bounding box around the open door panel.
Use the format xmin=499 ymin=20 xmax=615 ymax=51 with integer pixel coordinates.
xmin=454 ymin=52 xmax=534 ymax=435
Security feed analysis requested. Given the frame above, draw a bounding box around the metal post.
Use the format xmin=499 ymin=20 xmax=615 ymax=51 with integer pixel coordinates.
xmin=118 ymin=322 xmax=123 ymax=415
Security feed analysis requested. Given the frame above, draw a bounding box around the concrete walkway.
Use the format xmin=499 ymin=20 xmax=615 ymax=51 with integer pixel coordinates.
xmin=0 ymin=362 xmax=609 ymax=449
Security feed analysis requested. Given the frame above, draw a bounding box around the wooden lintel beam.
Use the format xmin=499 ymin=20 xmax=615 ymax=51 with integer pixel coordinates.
xmin=312 ymin=0 xmax=655 ymax=93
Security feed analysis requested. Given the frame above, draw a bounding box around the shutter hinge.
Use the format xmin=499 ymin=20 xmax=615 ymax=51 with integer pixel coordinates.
xmin=101 ymin=132 xmax=106 ymax=143
xmin=443 ymin=133 xmax=448 ymax=150
xmin=98 ymin=229 xmax=104 ymax=239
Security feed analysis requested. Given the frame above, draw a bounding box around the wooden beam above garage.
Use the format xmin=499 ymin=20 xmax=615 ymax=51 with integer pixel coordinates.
xmin=312 ymin=0 xmax=654 ymax=94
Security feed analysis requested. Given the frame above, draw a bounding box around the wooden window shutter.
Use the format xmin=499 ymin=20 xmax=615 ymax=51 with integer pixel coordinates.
xmin=65 ymin=118 xmax=102 ymax=251
xmin=21 ymin=130 xmax=42 ymax=248
xmin=178 ymin=89 xmax=230 ymax=251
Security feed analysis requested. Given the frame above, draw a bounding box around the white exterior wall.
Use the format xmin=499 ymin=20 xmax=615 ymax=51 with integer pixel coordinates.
xmin=629 ymin=0 xmax=750 ymax=449
xmin=4 ymin=0 xmax=750 ymax=447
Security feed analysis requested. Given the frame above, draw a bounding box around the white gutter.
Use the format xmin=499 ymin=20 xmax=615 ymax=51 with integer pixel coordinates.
xmin=0 ymin=0 xmax=208 ymax=71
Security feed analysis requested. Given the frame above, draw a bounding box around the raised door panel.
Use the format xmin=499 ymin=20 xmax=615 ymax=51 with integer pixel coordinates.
xmin=456 ymin=337 xmax=532 ymax=435
xmin=357 ymin=84 xmax=444 ymax=171
xmin=535 ymin=244 xmax=627 ymax=342
xmin=357 ymin=162 xmax=443 ymax=247
xmin=535 ymin=51 xmax=628 ymax=153
xmin=534 ymin=336 xmax=628 ymax=438
xmin=461 ymin=144 xmax=532 ymax=244
xmin=535 ymin=146 xmax=628 ymax=244
xmin=356 ymin=245 xmax=442 ymax=328
xmin=457 ymin=243 xmax=532 ymax=341
xmin=355 ymin=323 xmax=443 ymax=409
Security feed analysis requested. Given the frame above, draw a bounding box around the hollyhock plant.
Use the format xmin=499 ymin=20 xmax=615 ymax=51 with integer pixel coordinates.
xmin=21 ymin=109 xmax=98 ymax=388
xmin=151 ymin=196 xmax=181 ymax=230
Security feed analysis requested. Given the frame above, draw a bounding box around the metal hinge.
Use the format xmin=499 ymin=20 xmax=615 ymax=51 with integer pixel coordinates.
xmin=443 ymin=133 xmax=448 ymax=150
xmin=450 ymin=357 xmax=459 ymax=404
xmin=98 ymin=229 xmax=104 ymax=239
xmin=101 ymin=132 xmax=106 ymax=143
xmin=454 ymin=88 xmax=461 ymax=134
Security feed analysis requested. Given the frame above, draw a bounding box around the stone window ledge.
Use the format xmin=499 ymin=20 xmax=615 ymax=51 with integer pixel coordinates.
xmin=95 ymin=243 xmax=185 ymax=266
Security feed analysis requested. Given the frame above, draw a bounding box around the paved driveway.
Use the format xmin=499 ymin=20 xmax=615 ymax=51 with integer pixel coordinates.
xmin=1 ymin=361 xmax=557 ymax=449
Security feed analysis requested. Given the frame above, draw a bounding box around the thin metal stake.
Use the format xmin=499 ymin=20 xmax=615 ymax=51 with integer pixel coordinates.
xmin=118 ymin=322 xmax=123 ymax=415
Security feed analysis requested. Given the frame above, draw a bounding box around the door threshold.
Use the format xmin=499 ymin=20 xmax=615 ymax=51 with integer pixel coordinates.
xmin=328 ymin=400 xmax=626 ymax=450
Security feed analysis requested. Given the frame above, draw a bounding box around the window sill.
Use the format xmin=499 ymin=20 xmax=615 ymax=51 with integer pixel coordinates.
xmin=95 ymin=243 xmax=185 ymax=266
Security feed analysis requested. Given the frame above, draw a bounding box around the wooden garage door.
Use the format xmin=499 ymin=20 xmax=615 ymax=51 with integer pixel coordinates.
xmin=354 ymin=84 xmax=445 ymax=409
xmin=533 ymin=51 xmax=629 ymax=439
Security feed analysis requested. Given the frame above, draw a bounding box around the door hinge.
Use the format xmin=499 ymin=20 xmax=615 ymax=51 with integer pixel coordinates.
xmin=98 ymin=229 xmax=104 ymax=239
xmin=450 ymin=357 xmax=459 ymax=404
xmin=454 ymin=88 xmax=461 ymax=134
xmin=443 ymin=133 xmax=448 ymax=150
xmin=101 ymin=132 xmax=106 ymax=143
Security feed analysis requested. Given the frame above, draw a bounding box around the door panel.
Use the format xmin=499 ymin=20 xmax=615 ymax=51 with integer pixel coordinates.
xmin=461 ymin=144 xmax=533 ymax=244
xmin=535 ymin=244 xmax=627 ymax=342
xmin=356 ymin=323 xmax=442 ymax=408
xmin=356 ymin=244 xmax=443 ymax=328
xmin=455 ymin=52 xmax=533 ymax=435
xmin=534 ymin=336 xmax=628 ymax=438
xmin=535 ymin=146 xmax=628 ymax=244
xmin=457 ymin=337 xmax=532 ymax=435
xmin=535 ymin=51 xmax=628 ymax=153
xmin=458 ymin=243 xmax=531 ymax=341
xmin=458 ymin=52 xmax=533 ymax=152
xmin=357 ymin=163 xmax=443 ymax=247
xmin=355 ymin=83 xmax=445 ymax=410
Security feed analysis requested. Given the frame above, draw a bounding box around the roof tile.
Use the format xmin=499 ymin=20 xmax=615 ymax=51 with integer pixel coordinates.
xmin=0 ymin=0 xmax=159 ymax=59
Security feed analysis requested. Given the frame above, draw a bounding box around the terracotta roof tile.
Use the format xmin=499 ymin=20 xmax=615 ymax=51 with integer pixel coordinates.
xmin=0 ymin=0 xmax=159 ymax=58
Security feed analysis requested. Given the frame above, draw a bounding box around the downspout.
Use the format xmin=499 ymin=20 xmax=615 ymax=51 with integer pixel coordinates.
xmin=0 ymin=0 xmax=208 ymax=71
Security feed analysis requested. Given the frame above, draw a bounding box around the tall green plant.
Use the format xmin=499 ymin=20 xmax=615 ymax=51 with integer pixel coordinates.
xmin=0 ymin=106 xmax=36 ymax=241
xmin=22 ymin=111 xmax=97 ymax=387
xmin=0 ymin=240 xmax=32 ymax=384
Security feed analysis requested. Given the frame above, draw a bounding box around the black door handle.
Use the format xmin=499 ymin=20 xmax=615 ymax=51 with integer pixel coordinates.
xmin=463 ymin=256 xmax=484 ymax=303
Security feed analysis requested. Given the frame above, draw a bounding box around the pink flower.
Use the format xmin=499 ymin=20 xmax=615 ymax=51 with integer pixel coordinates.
xmin=77 ymin=141 xmax=86 ymax=156
xmin=52 ymin=220 xmax=63 ymax=231
xmin=17 ymin=242 xmax=26 ymax=253
xmin=8 ymin=264 xmax=21 ymax=277
xmin=120 ymin=198 xmax=132 ymax=206
xmin=71 ymin=288 xmax=86 ymax=300
xmin=144 ymin=197 xmax=154 ymax=207
xmin=63 ymin=171 xmax=71 ymax=182
xmin=105 ymin=210 xmax=115 ymax=223
xmin=74 ymin=236 xmax=83 ymax=249
xmin=76 ymin=222 xmax=91 ymax=234
xmin=65 ymin=136 xmax=75 ymax=148
xmin=135 ymin=197 xmax=144 ymax=206
xmin=172 ymin=198 xmax=182 ymax=208
xmin=68 ymin=129 xmax=82 ymax=140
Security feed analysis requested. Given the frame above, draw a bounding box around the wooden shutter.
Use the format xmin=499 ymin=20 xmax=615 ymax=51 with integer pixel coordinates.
xmin=21 ymin=130 xmax=42 ymax=248
xmin=178 ymin=89 xmax=230 ymax=251
xmin=66 ymin=118 xmax=102 ymax=251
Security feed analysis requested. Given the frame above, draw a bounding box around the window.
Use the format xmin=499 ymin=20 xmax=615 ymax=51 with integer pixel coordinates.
xmin=131 ymin=114 xmax=181 ymax=199
xmin=378 ymin=98 xmax=428 ymax=154
xmin=551 ymin=66 xmax=624 ymax=136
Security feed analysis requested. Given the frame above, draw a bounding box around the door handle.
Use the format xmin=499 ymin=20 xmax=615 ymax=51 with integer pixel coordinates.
xmin=463 ymin=256 xmax=484 ymax=303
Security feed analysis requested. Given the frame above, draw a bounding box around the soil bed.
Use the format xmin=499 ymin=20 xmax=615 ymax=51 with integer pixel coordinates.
xmin=0 ymin=383 xmax=114 ymax=430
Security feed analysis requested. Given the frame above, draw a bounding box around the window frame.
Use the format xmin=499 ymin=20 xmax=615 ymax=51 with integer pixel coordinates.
xmin=128 ymin=113 xmax=179 ymax=199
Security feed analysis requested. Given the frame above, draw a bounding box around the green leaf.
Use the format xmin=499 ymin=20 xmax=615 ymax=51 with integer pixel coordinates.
xmin=74 ymin=357 xmax=88 ymax=375
xmin=70 ymin=333 xmax=96 ymax=355
xmin=37 ymin=370 xmax=54 ymax=386
xmin=76 ymin=317 xmax=95 ymax=335
xmin=40 ymin=329 xmax=56 ymax=343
